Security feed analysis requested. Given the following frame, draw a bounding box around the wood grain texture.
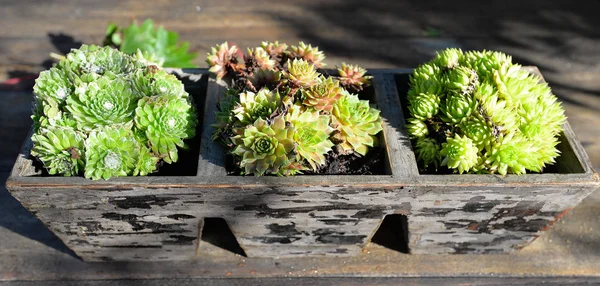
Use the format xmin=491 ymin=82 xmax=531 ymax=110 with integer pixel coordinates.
xmin=5 ymin=68 xmax=599 ymax=261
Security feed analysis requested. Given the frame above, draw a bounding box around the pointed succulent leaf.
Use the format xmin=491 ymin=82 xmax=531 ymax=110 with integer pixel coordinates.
xmin=285 ymin=58 xmax=319 ymax=88
xmin=440 ymin=134 xmax=479 ymax=174
xmin=135 ymin=95 xmax=197 ymax=163
xmin=301 ymin=76 xmax=342 ymax=112
xmin=231 ymin=116 xmax=296 ymax=176
xmin=288 ymin=41 xmax=326 ymax=68
xmin=31 ymin=126 xmax=86 ymax=176
xmin=207 ymin=42 xmax=239 ymax=80
xmin=331 ymin=93 xmax=383 ymax=156
xmin=337 ymin=63 xmax=373 ymax=92
xmin=84 ymin=125 xmax=139 ymax=180
xmin=233 ymin=88 xmax=281 ymax=125
xmin=415 ymin=137 xmax=440 ymax=169
xmin=285 ymin=104 xmax=334 ymax=170
xmin=406 ymin=118 xmax=429 ymax=138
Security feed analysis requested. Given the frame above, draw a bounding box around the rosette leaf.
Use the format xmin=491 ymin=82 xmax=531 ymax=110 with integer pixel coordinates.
xmin=288 ymin=41 xmax=326 ymax=68
xmin=233 ymin=88 xmax=281 ymax=125
xmin=440 ymin=92 xmax=476 ymax=123
xmin=433 ymin=48 xmax=463 ymax=69
xmin=134 ymin=145 xmax=159 ymax=176
xmin=261 ymin=41 xmax=288 ymax=57
xmin=84 ymin=125 xmax=139 ymax=180
xmin=406 ymin=118 xmax=429 ymax=138
xmin=485 ymin=134 xmax=545 ymax=175
xmin=60 ymin=44 xmax=136 ymax=76
xmin=445 ymin=66 xmax=478 ymax=94
xmin=331 ymin=93 xmax=383 ymax=156
xmin=207 ymin=42 xmax=239 ymax=80
xmin=231 ymin=116 xmax=296 ymax=176
xmin=407 ymin=92 xmax=440 ymax=120
xmin=246 ymin=47 xmax=276 ymax=70
xmin=458 ymin=116 xmax=492 ymax=149
xmin=440 ymin=134 xmax=479 ymax=174
xmin=31 ymin=126 xmax=86 ymax=176
xmin=285 ymin=104 xmax=334 ymax=170
xmin=33 ymin=67 xmax=74 ymax=103
xmin=66 ymin=76 xmax=138 ymax=131
xmin=415 ymin=137 xmax=440 ymax=169
xmin=131 ymin=67 xmax=187 ymax=98
xmin=247 ymin=68 xmax=282 ymax=91
xmin=337 ymin=63 xmax=373 ymax=92
xmin=301 ymin=76 xmax=342 ymax=112
xmin=285 ymin=58 xmax=319 ymax=88
xmin=134 ymin=95 xmax=197 ymax=163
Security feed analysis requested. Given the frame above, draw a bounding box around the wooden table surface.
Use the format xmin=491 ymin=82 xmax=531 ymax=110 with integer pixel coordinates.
xmin=1 ymin=0 xmax=599 ymax=284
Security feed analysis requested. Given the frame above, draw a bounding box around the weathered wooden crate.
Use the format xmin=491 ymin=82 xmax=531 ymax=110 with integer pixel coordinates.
xmin=5 ymin=68 xmax=599 ymax=261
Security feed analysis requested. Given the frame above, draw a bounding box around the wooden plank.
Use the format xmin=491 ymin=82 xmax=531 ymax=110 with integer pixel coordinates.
xmin=196 ymin=76 xmax=228 ymax=176
xmin=371 ymin=74 xmax=419 ymax=176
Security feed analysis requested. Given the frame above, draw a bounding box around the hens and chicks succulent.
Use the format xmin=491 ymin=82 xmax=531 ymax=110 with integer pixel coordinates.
xmin=31 ymin=45 xmax=197 ymax=180
xmin=207 ymin=41 xmax=382 ymax=176
xmin=406 ymin=48 xmax=565 ymax=175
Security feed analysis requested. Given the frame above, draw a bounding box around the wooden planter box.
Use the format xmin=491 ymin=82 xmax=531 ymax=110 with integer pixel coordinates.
xmin=5 ymin=68 xmax=599 ymax=261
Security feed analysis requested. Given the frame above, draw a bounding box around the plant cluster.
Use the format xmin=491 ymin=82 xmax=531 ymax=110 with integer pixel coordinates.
xmin=103 ymin=19 xmax=197 ymax=68
xmin=31 ymin=44 xmax=197 ymax=180
xmin=406 ymin=48 xmax=566 ymax=175
xmin=207 ymin=41 xmax=382 ymax=176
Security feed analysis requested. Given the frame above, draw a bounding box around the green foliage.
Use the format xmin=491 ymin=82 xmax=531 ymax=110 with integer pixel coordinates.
xmin=30 ymin=45 xmax=198 ymax=180
xmin=406 ymin=48 xmax=566 ymax=175
xmin=208 ymin=41 xmax=382 ymax=176
xmin=104 ymin=19 xmax=197 ymax=68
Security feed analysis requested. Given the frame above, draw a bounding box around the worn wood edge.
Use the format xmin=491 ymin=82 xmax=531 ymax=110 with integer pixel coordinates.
xmin=372 ymin=73 xmax=419 ymax=176
xmin=196 ymin=75 xmax=228 ymax=176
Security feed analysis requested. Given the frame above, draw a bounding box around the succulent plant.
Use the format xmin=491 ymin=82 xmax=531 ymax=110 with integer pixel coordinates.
xmin=135 ymin=95 xmax=197 ymax=163
xmin=285 ymin=58 xmax=319 ymax=88
xmin=406 ymin=48 xmax=566 ymax=175
xmin=288 ymin=41 xmax=326 ymax=68
xmin=231 ymin=116 xmax=296 ymax=176
xmin=302 ymin=76 xmax=342 ymax=112
xmin=332 ymin=93 xmax=383 ymax=156
xmin=31 ymin=126 xmax=86 ymax=176
xmin=286 ymin=104 xmax=334 ymax=170
xmin=232 ymin=88 xmax=281 ymax=125
xmin=206 ymin=42 xmax=240 ymax=80
xmin=207 ymin=41 xmax=383 ymax=176
xmin=30 ymin=44 xmax=197 ymax=179
xmin=84 ymin=125 xmax=140 ymax=180
xmin=337 ymin=63 xmax=373 ymax=92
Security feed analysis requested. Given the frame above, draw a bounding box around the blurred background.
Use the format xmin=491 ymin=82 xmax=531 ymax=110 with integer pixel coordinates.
xmin=0 ymin=0 xmax=599 ymax=283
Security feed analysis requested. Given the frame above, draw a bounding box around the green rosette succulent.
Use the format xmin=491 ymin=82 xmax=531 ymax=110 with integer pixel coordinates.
xmin=440 ymin=134 xmax=479 ymax=174
xmin=66 ymin=76 xmax=138 ymax=131
xmin=30 ymin=126 xmax=86 ymax=176
xmin=415 ymin=137 xmax=440 ymax=169
xmin=332 ymin=93 xmax=383 ymax=156
xmin=30 ymin=44 xmax=197 ymax=179
xmin=285 ymin=104 xmax=334 ymax=170
xmin=232 ymin=88 xmax=281 ymax=125
xmin=408 ymin=92 xmax=440 ymax=120
xmin=135 ymin=95 xmax=197 ymax=163
xmin=231 ymin=116 xmax=296 ymax=176
xmin=34 ymin=67 xmax=74 ymax=103
xmin=302 ymin=76 xmax=342 ymax=113
xmin=131 ymin=68 xmax=187 ymax=98
xmin=84 ymin=125 xmax=140 ymax=180
xmin=407 ymin=48 xmax=566 ymax=174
